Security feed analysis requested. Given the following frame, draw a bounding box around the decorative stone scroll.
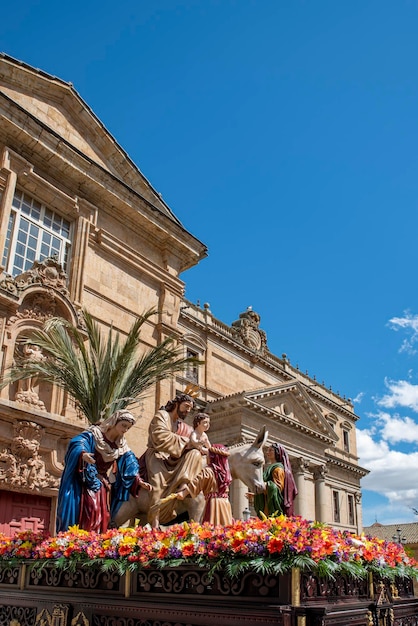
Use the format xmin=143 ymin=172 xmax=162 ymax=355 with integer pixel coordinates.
xmin=0 ymin=257 xmax=69 ymax=301
xmin=14 ymin=257 xmax=69 ymax=297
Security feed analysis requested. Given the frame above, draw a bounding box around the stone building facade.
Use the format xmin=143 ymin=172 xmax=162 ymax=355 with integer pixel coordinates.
xmin=0 ymin=53 xmax=368 ymax=535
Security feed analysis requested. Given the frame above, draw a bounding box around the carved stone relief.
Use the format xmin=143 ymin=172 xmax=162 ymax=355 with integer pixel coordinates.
xmin=14 ymin=257 xmax=69 ymax=296
xmin=14 ymin=343 xmax=46 ymax=410
xmin=313 ymin=464 xmax=328 ymax=481
xmin=0 ymin=257 xmax=69 ymax=302
xmin=0 ymin=420 xmax=59 ymax=491
xmin=231 ymin=307 xmax=267 ymax=355
xmin=293 ymin=457 xmax=310 ymax=475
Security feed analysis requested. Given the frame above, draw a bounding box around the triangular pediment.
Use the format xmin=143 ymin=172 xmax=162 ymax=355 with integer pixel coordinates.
xmin=0 ymin=54 xmax=181 ymax=224
xmin=244 ymin=382 xmax=338 ymax=443
xmin=225 ymin=381 xmax=338 ymax=444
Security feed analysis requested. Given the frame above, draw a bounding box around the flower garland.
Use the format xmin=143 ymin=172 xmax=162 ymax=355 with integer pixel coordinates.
xmin=1 ymin=516 xmax=417 ymax=581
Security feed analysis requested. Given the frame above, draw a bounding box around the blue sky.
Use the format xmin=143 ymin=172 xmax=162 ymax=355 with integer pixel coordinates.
xmin=2 ymin=0 xmax=418 ymax=527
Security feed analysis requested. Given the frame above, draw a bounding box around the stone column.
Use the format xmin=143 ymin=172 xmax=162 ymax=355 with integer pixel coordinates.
xmin=293 ymin=458 xmax=310 ymax=520
xmin=313 ymin=464 xmax=328 ymax=523
xmin=230 ymin=478 xmax=250 ymax=520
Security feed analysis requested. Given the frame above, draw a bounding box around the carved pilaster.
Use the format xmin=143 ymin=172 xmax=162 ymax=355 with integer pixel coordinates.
xmin=0 ymin=163 xmax=17 ymax=274
xmin=313 ymin=464 xmax=328 ymax=481
xmin=69 ymin=215 xmax=91 ymax=305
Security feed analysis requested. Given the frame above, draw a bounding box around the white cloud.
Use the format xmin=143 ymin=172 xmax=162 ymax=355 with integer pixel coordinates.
xmin=377 ymin=378 xmax=418 ymax=412
xmin=370 ymin=410 xmax=418 ymax=444
xmin=357 ymin=429 xmax=418 ymax=511
xmin=389 ymin=312 xmax=418 ymax=354
xmin=359 ymin=312 xmax=418 ymax=524
xmin=352 ymin=391 xmax=365 ymax=404
xmin=361 ymin=497 xmax=417 ymax=527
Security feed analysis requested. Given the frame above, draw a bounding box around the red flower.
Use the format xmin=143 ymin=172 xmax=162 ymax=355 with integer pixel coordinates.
xmin=157 ymin=546 xmax=169 ymax=559
xmin=267 ymin=537 xmax=284 ymax=554
xmin=182 ymin=543 xmax=195 ymax=557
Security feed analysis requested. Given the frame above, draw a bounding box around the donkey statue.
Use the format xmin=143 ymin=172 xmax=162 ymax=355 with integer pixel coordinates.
xmin=112 ymin=425 xmax=268 ymax=527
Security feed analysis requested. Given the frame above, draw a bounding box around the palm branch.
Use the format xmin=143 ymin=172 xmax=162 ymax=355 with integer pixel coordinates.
xmin=2 ymin=308 xmax=200 ymax=423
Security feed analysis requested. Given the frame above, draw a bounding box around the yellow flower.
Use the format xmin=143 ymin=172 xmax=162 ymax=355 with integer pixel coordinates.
xmin=120 ymin=536 xmax=137 ymax=546
xmin=68 ymin=525 xmax=90 ymax=537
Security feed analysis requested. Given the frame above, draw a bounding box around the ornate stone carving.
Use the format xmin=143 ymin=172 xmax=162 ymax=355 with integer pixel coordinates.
xmin=313 ymin=464 xmax=328 ymax=480
xmin=14 ymin=257 xmax=69 ymax=296
xmin=0 ymin=271 xmax=19 ymax=296
xmin=0 ymin=421 xmax=59 ymax=491
xmin=7 ymin=290 xmax=59 ymax=328
xmin=231 ymin=307 xmax=267 ymax=355
xmin=14 ymin=343 xmax=46 ymax=410
xmin=293 ymin=457 xmax=310 ymax=474
xmin=1 ymin=258 xmax=69 ymax=302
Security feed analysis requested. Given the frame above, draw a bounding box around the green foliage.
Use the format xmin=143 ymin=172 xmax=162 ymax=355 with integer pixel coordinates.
xmin=2 ymin=308 xmax=200 ymax=423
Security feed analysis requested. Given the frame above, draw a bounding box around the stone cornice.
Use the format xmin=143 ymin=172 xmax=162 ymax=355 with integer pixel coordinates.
xmin=180 ymin=302 xmax=358 ymax=420
xmin=0 ymin=54 xmax=187 ymax=226
xmin=207 ymin=394 xmax=335 ymax=445
xmin=90 ymin=228 xmax=185 ymax=297
xmin=0 ymin=93 xmax=207 ymax=271
xmin=325 ymin=452 xmax=369 ymax=477
xmin=0 ymin=398 xmax=87 ymax=436
xmin=243 ymin=397 xmax=335 ymax=444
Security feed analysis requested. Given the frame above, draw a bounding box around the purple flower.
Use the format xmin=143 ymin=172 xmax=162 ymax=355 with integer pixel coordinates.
xmin=168 ymin=547 xmax=182 ymax=558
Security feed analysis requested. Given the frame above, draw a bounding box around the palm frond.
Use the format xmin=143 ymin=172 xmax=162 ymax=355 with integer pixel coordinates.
xmin=2 ymin=308 xmax=201 ymax=423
